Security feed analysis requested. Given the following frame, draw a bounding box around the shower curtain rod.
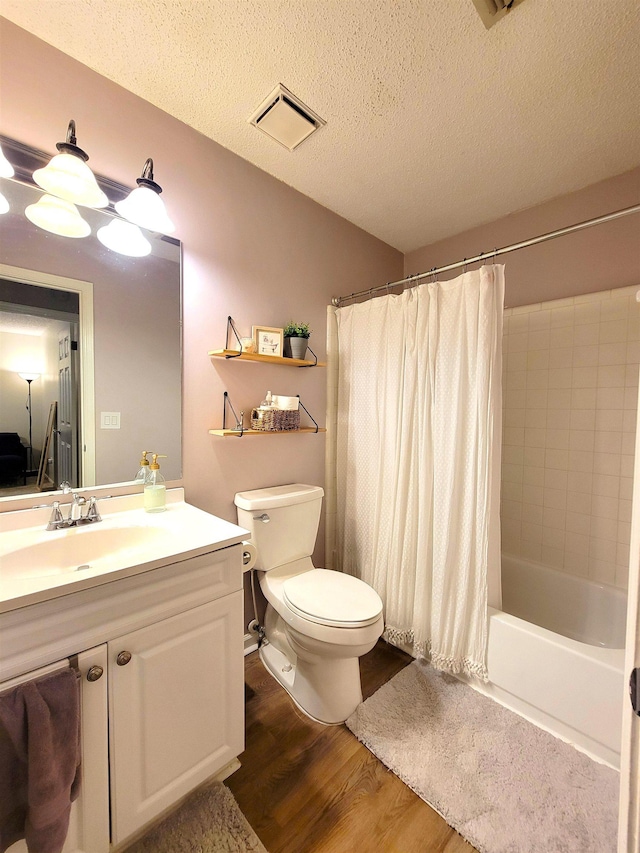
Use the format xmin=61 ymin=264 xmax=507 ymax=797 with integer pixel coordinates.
xmin=331 ymin=203 xmax=640 ymax=307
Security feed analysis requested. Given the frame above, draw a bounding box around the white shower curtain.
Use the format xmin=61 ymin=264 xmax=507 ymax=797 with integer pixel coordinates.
xmin=335 ymin=265 xmax=504 ymax=680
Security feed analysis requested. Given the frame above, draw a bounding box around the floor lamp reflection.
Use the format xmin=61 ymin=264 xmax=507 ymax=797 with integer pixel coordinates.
xmin=18 ymin=371 xmax=40 ymax=475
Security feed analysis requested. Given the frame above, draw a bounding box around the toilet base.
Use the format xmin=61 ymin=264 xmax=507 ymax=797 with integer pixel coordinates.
xmin=259 ymin=639 xmax=363 ymax=725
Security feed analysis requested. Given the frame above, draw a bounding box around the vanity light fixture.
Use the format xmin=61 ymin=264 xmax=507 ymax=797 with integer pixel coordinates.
xmin=0 ymin=144 xmax=15 ymax=178
xmin=96 ymin=218 xmax=152 ymax=257
xmin=33 ymin=120 xmax=109 ymax=209
xmin=25 ymin=194 xmax=91 ymax=238
xmin=0 ymin=193 xmax=9 ymax=215
xmin=115 ymin=159 xmax=175 ymax=234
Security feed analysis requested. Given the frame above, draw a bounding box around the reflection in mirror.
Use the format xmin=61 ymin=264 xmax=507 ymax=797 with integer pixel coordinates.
xmin=0 ymin=139 xmax=182 ymax=500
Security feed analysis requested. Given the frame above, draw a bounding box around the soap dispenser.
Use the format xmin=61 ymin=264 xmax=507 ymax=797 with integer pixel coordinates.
xmin=135 ymin=450 xmax=151 ymax=483
xmin=144 ymin=454 xmax=167 ymax=512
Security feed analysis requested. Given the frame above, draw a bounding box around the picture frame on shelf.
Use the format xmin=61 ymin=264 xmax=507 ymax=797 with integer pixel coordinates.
xmin=253 ymin=325 xmax=284 ymax=357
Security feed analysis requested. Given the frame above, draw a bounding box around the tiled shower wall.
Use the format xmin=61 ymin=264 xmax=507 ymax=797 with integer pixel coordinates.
xmin=501 ymin=284 xmax=639 ymax=590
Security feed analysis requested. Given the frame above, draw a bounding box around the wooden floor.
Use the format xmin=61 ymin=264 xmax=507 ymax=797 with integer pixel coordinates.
xmin=227 ymin=640 xmax=476 ymax=853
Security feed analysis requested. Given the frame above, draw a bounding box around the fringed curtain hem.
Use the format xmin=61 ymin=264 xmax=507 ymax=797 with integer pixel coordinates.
xmin=384 ymin=626 xmax=489 ymax=682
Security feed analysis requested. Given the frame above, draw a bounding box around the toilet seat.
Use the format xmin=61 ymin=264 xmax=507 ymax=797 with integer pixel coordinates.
xmin=282 ymin=569 xmax=382 ymax=628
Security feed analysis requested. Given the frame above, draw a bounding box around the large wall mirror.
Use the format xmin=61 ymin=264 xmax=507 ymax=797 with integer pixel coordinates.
xmin=0 ymin=137 xmax=182 ymax=500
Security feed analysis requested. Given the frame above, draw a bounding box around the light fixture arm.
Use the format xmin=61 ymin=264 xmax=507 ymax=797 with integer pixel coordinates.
xmin=56 ymin=119 xmax=90 ymax=162
xmin=137 ymin=158 xmax=163 ymax=194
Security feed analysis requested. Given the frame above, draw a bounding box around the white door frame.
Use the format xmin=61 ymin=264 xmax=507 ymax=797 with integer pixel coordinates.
xmin=618 ymin=363 xmax=640 ymax=853
xmin=0 ymin=263 xmax=96 ymax=487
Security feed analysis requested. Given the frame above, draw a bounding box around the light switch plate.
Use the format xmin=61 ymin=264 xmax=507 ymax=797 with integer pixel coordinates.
xmin=100 ymin=412 xmax=121 ymax=429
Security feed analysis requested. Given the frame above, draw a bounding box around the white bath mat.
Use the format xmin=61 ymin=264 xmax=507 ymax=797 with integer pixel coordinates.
xmin=123 ymin=782 xmax=267 ymax=853
xmin=346 ymin=659 xmax=618 ymax=853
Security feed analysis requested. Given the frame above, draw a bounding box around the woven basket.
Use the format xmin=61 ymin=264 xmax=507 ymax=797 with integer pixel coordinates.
xmin=251 ymin=407 xmax=300 ymax=431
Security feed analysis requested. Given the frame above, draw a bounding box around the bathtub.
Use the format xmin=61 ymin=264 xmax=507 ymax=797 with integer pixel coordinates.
xmin=467 ymin=554 xmax=626 ymax=769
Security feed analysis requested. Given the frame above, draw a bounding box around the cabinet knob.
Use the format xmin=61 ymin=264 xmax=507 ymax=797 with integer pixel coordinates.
xmin=116 ymin=650 xmax=132 ymax=666
xmin=86 ymin=665 xmax=104 ymax=682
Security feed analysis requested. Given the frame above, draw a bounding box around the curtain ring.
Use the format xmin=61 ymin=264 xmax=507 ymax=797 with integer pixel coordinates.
xmin=385 ymin=282 xmax=391 ymax=295
xmin=430 ymin=267 xmax=436 ymax=283
xmin=463 ymin=258 xmax=468 ymax=273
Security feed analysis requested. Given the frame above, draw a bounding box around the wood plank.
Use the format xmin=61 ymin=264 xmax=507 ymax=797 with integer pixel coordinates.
xmin=208 ymin=349 xmax=326 ymax=367
xmin=209 ymin=427 xmax=326 ymax=436
xmin=227 ymin=640 xmax=477 ymax=853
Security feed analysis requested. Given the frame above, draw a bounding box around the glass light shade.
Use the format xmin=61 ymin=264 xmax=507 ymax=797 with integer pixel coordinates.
xmin=0 ymin=145 xmax=14 ymax=178
xmin=97 ymin=219 xmax=152 ymax=257
xmin=33 ymin=151 xmax=108 ymax=208
xmin=25 ymin=194 xmax=91 ymax=238
xmin=0 ymin=191 xmax=9 ymax=214
xmin=115 ymin=185 xmax=175 ymax=234
xmin=18 ymin=372 xmax=41 ymax=382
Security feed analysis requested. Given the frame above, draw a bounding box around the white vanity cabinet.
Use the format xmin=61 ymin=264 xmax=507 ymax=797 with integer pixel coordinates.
xmin=108 ymin=593 xmax=243 ymax=844
xmin=0 ymin=532 xmax=245 ymax=852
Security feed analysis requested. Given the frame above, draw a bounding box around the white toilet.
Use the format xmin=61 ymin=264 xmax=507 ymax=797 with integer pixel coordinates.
xmin=235 ymin=483 xmax=384 ymax=724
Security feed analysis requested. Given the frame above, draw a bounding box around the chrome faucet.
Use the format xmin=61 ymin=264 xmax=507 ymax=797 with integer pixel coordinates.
xmin=46 ymin=484 xmax=103 ymax=530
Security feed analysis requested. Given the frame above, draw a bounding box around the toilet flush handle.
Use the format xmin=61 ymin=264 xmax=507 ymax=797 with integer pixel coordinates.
xmin=253 ymin=513 xmax=270 ymax=523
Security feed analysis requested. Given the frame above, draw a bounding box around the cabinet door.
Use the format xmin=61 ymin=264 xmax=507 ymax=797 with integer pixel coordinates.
xmin=108 ymin=593 xmax=244 ymax=844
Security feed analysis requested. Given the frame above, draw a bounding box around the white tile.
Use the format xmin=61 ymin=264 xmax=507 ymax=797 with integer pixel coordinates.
xmin=501 ymin=516 xmax=521 ymax=540
xmin=506 ymin=389 xmax=526 ymax=409
xmin=543 ymin=526 xmax=565 ymax=549
xmin=550 ymin=306 xmax=575 ymax=328
xmin=529 ymin=310 xmax=551 ymax=330
xmin=525 ymin=408 xmax=547 ymax=429
xmin=620 ymin=476 xmax=633 ymax=500
xmin=520 ymin=540 xmax=542 ymax=562
xmin=565 ymin=530 xmax=590 ymax=555
xmin=523 ymin=446 xmax=546 ymax=467
xmin=502 ymin=444 xmax=525 ymax=464
xmin=503 ymin=427 xmax=524 ymax=446
xmin=545 ymin=448 xmax=569 ymax=470
xmin=564 ymin=550 xmax=588 ymax=575
xmin=549 ymin=348 xmax=573 ymax=369
xmin=621 ymin=433 xmax=636 ymax=455
xmin=615 ymin=566 xmax=629 ymax=589
xmin=522 ymin=484 xmax=544 ymax=506
xmin=573 ymin=345 xmax=599 ymax=367
xmin=588 ymin=558 xmax=616 ymax=585
xmin=526 ymin=389 xmax=549 ymax=409
xmin=623 ymin=410 xmax=637 ymax=432
xmin=610 ymin=285 xmax=640 ymax=299
xmin=526 ymin=369 xmax=549 ymax=390
xmin=541 ymin=545 xmax=565 ymax=568
xmin=501 ymin=499 xmax=523 ymax=520
xmin=543 ymin=296 xmax=576 ymax=310
xmin=509 ymin=312 xmax=530 ymax=332
xmin=544 ymin=487 xmax=567 ymax=509
xmin=594 ymin=431 xmax=622 ymax=454
xmin=592 ymin=473 xmax=620 ymax=497
xmin=567 ymin=471 xmax=592 ymax=493
xmin=570 ymin=388 xmax=596 ymax=410
xmin=589 ymin=537 xmax=617 ymax=562
xmin=508 ymin=351 xmax=528 ymax=372
xmin=591 ymin=494 xmax=619 ymax=520
xmin=502 ymin=480 xmax=523 ymax=501
xmin=565 ymin=511 xmax=591 ymax=536
xmin=600 ymin=319 xmax=628 ymax=344
xmin=589 ymin=515 xmax=618 ymax=541
xmin=550 ymin=327 xmax=573 ymax=349
xmin=626 ymin=364 xmax=639 ymax=386
xmin=549 ymin=368 xmax=572 ymax=389
xmin=570 ymin=410 xmax=595 ymax=430
xmin=572 ymin=367 xmax=597 ymax=388
xmin=567 ymin=490 xmax=592 ymax=514
xmin=502 ymin=463 xmax=524 ymax=483
xmin=597 ymin=365 xmax=626 ymax=388
xmin=624 ymin=386 xmax=638 ymax=410
xmin=528 ymin=329 xmax=551 ymax=350
xmin=504 ymin=409 xmax=526 ymax=429
xmin=521 ymin=522 xmax=543 ymax=543
xmin=573 ymin=300 xmax=601 ymax=324
xmin=525 ymin=428 xmax=546 ymax=448
xmin=626 ymin=342 xmax=640 ymax=365
xmin=545 ymin=429 xmax=569 ymax=450
xmin=596 ymin=387 xmax=625 ymax=409
xmin=575 ymin=291 xmax=607 ymax=304
xmin=509 ymin=332 xmax=529 ymax=352
xmin=619 ymin=499 xmax=632 ymax=523
xmin=617 ymin=542 xmax=630 ymax=568
xmin=527 ymin=349 xmax=549 ymax=370
xmin=569 ymin=430 xmax=595 ymax=452
xmin=573 ymin=323 xmax=600 ymax=346
xmin=547 ymin=409 xmax=571 ymax=430
xmin=568 ymin=450 xmax=593 ymax=472
xmin=543 ymin=507 xmax=566 ymax=530
xmin=618 ymin=521 xmax=632 ymax=546
xmin=507 ymin=371 xmax=527 ymax=390
xmin=523 ymin=503 xmax=544 ymax=525
xmin=544 ymin=469 xmax=568 ymax=490
xmin=593 ymin=453 xmax=622 ymax=476
xmin=601 ymin=296 xmax=630 ymax=321
xmin=596 ymin=409 xmax=624 ymax=431
xmin=598 ymin=342 xmax=627 ymax=365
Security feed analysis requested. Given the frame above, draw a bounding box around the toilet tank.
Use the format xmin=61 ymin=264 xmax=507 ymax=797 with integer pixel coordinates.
xmin=234 ymin=484 xmax=324 ymax=571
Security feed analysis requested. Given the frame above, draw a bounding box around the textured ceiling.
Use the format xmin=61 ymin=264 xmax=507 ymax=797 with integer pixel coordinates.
xmin=2 ymin=1 xmax=640 ymax=252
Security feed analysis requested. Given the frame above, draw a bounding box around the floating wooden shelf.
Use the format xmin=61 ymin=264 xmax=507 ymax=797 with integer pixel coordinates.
xmin=209 ymin=349 xmax=326 ymax=368
xmin=209 ymin=427 xmax=327 ymax=437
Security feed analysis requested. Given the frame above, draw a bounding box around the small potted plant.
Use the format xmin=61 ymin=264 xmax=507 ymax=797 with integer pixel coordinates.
xmin=283 ymin=321 xmax=311 ymax=360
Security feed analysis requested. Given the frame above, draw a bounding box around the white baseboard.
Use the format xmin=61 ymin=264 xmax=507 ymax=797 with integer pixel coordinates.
xmin=244 ymin=632 xmax=258 ymax=656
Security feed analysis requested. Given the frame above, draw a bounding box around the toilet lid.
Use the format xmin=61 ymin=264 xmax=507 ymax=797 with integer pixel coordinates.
xmin=283 ymin=570 xmax=383 ymax=628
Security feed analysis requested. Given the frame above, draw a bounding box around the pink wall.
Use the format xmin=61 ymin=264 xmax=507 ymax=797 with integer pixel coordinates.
xmin=0 ymin=20 xmax=403 ymax=552
xmin=404 ymin=168 xmax=640 ymax=307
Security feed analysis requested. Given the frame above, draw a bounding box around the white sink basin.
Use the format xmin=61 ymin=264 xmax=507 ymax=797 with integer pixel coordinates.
xmin=0 ymin=490 xmax=250 ymax=612
xmin=2 ymin=524 xmax=173 ymax=578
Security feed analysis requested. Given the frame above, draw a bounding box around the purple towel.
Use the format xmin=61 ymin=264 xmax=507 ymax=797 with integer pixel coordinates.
xmin=0 ymin=667 xmax=81 ymax=853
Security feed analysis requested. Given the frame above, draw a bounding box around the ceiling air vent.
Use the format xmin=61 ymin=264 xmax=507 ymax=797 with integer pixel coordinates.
xmin=471 ymin=0 xmax=525 ymax=29
xmin=249 ymin=84 xmax=326 ymax=151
